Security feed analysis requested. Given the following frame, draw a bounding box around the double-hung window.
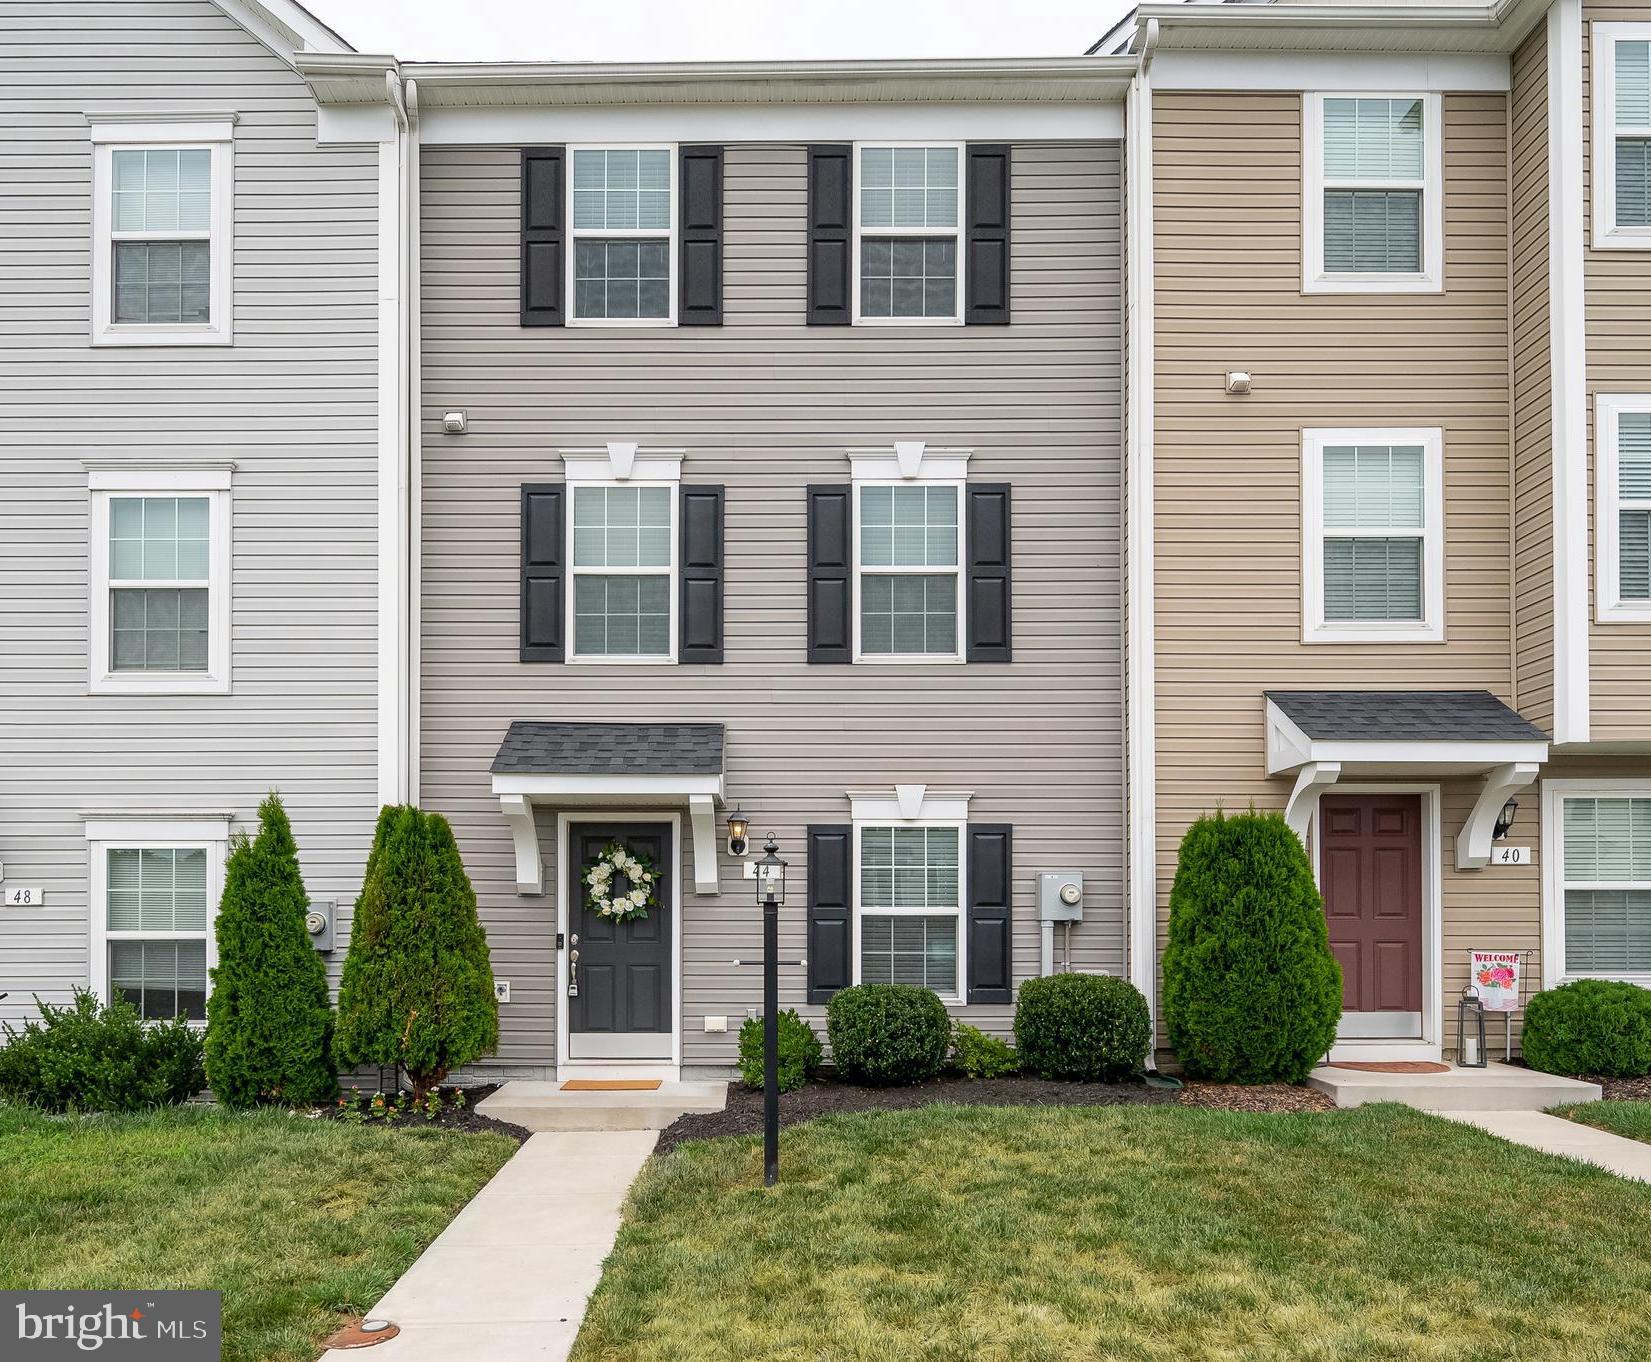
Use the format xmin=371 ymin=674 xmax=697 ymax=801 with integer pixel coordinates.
xmin=855 ymin=482 xmax=964 ymax=660
xmin=1302 ymin=428 xmax=1444 ymax=642
xmin=569 ymin=146 xmax=675 ymax=324
xmin=853 ymin=143 xmax=963 ymax=323
xmin=1596 ymin=396 xmax=1651 ymax=621
xmin=1594 ymin=26 xmax=1651 ymax=247
xmin=1549 ymin=790 xmax=1651 ymax=983
xmin=88 ymin=468 xmax=232 ymax=693
xmin=570 ymin=483 xmax=677 ymax=660
xmin=1304 ymin=94 xmax=1441 ymax=292
xmin=856 ymin=824 xmax=963 ymax=997
xmin=90 ymin=119 xmax=233 ymax=344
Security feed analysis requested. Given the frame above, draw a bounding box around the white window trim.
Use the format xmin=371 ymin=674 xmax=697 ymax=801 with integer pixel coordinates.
xmin=850 ymin=815 xmax=968 ymax=1003
xmin=1301 ymin=426 xmax=1445 ymax=644
xmin=851 ymin=140 xmax=966 ymax=327
xmin=1595 ymin=394 xmax=1651 ymax=621
xmin=564 ymin=142 xmax=678 ymax=329
xmin=86 ymin=815 xmax=231 ymax=1026
xmin=1302 ymin=92 xmax=1442 ymax=294
xmin=1592 ymin=24 xmax=1651 ymax=249
xmin=87 ymin=466 xmax=233 ymax=695
xmin=1542 ymin=780 xmax=1651 ymax=989
xmin=851 ymin=478 xmax=967 ymax=665
xmin=89 ymin=117 xmax=235 ymax=347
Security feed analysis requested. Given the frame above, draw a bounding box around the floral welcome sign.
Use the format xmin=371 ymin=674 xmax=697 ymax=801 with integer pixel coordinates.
xmin=1470 ymin=951 xmax=1522 ymax=1012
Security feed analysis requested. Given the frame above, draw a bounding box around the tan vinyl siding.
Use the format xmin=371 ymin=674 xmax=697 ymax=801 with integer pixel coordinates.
xmin=1152 ymin=92 xmax=1514 ymax=1049
xmin=0 ymin=0 xmax=380 ymax=1026
xmin=420 ymin=141 xmax=1124 ymax=1072
xmin=1584 ymin=3 xmax=1651 ymax=738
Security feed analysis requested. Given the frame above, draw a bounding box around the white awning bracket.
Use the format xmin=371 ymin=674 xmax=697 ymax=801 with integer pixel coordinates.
xmin=1285 ymin=761 xmax=1342 ymax=843
xmin=499 ymin=793 xmax=544 ymax=896
xmin=688 ymin=795 xmax=719 ymax=895
xmin=1457 ymin=762 xmax=1541 ymax=870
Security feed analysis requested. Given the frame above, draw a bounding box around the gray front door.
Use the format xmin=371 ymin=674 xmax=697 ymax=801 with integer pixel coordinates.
xmin=568 ymin=821 xmax=673 ymax=1059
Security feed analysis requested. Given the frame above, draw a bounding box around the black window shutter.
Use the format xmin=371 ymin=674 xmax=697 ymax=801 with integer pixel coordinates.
xmin=807 ymin=484 xmax=852 ymax=663
xmin=966 ymin=483 xmax=1012 ymax=663
xmin=807 ymin=825 xmax=853 ymax=1003
xmin=679 ymin=145 xmax=724 ymax=326
xmin=521 ymin=146 xmax=566 ymax=327
xmin=967 ymin=825 xmax=1013 ymax=1004
xmin=965 ymin=145 xmax=1011 ymax=325
xmin=807 ymin=145 xmax=852 ymax=325
xmin=520 ymin=484 xmax=565 ymax=662
xmin=679 ymin=485 xmax=724 ymax=663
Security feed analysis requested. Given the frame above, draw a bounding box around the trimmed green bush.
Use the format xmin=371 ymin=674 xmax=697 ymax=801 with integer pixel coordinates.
xmin=1015 ymin=973 xmax=1149 ymax=1081
xmin=205 ymin=792 xmax=337 ymax=1108
xmin=826 ymin=984 xmax=950 ymax=1086
xmin=1162 ymin=810 xmax=1342 ymax=1084
xmin=737 ymin=1008 xmax=823 ymax=1092
xmin=335 ymin=805 xmax=499 ymax=1100
xmin=0 ymin=990 xmax=204 ymax=1112
xmin=1523 ymin=979 xmax=1651 ymax=1078
xmin=950 ymin=1021 xmax=1020 ymax=1079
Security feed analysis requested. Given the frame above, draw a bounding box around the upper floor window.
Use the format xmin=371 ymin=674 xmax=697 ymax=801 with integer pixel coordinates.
xmin=1595 ymin=395 xmax=1651 ymax=621
xmin=1303 ymin=94 xmax=1441 ymax=293
xmin=1302 ymin=428 xmax=1444 ymax=643
xmin=569 ymin=146 xmax=676 ymax=324
xmin=88 ymin=467 xmax=231 ymax=693
xmin=1595 ymin=26 xmax=1651 ymax=247
xmin=570 ymin=483 xmax=677 ymax=660
xmin=854 ymin=481 xmax=964 ymax=660
xmin=90 ymin=118 xmax=233 ymax=345
xmin=853 ymin=143 xmax=964 ymax=324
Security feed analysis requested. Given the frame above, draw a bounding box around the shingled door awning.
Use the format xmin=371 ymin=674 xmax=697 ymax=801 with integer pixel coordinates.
xmin=1263 ymin=691 xmax=1549 ymax=869
xmin=489 ymin=721 xmax=726 ymax=896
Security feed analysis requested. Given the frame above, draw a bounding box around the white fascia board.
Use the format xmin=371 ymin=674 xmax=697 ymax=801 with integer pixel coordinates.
xmin=491 ymin=773 xmax=726 ymax=800
xmin=847 ymin=789 xmax=974 ymax=824
xmin=1151 ymin=51 xmax=1508 ymax=93
xmin=1267 ymin=737 xmax=1548 ymax=775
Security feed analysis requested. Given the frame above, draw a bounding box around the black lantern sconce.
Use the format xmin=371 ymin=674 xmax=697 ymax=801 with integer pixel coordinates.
xmin=1457 ymin=989 xmax=1488 ymax=1067
xmin=726 ymin=807 xmax=749 ymax=858
xmin=1492 ymin=797 xmax=1518 ymax=842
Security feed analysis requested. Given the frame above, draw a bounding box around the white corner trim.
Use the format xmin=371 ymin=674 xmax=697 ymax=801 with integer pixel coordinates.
xmin=688 ymin=794 xmax=719 ymax=895
xmin=845 ymin=445 xmax=971 ymax=482
xmin=499 ymin=793 xmax=545 ymax=895
xmin=847 ymin=788 xmax=973 ymax=824
xmin=1593 ymin=394 xmax=1651 ymax=622
xmin=1455 ymin=761 xmax=1540 ymax=869
xmin=376 ymin=119 xmax=412 ymax=809
xmin=83 ymin=814 xmax=234 ymax=843
xmin=559 ymin=447 xmax=685 ymax=483
xmin=1285 ymin=761 xmax=1342 ymax=841
xmin=1591 ymin=23 xmax=1651 ymax=250
xmin=1550 ymin=0 xmax=1591 ymax=742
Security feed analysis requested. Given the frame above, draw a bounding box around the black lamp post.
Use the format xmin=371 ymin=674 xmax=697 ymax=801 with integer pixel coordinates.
xmin=756 ymin=834 xmax=787 ymax=1186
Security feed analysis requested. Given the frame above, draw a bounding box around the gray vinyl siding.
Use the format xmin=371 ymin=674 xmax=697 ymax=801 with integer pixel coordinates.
xmin=420 ymin=141 xmax=1124 ymax=1073
xmin=0 ymin=0 xmax=380 ymax=1025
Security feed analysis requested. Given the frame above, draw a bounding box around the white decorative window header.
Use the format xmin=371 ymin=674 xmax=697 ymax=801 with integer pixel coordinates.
xmin=848 ymin=785 xmax=973 ymax=824
xmin=559 ymin=442 xmax=684 ymax=483
xmin=846 ymin=442 xmax=971 ymax=482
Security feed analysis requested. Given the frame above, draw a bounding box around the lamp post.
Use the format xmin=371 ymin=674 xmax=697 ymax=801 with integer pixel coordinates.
xmin=755 ymin=834 xmax=787 ymax=1186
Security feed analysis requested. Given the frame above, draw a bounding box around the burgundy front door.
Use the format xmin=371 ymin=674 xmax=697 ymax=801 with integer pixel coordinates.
xmin=1319 ymin=793 xmax=1423 ymax=1039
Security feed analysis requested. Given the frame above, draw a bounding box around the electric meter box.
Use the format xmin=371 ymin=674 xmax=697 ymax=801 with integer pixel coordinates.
xmin=305 ymin=900 xmax=335 ymax=953
xmin=1037 ymin=871 xmax=1085 ymax=922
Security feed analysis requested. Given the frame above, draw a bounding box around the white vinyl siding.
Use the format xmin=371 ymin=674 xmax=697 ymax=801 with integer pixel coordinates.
xmin=852 ymin=143 xmax=963 ymax=324
xmin=1561 ymin=797 xmax=1651 ymax=978
xmin=856 ymin=825 xmax=961 ymax=995
xmin=1303 ymin=428 xmax=1444 ymax=643
xmin=1594 ymin=26 xmax=1651 ymax=246
xmin=570 ymin=484 xmax=675 ymax=660
xmin=568 ymin=146 xmax=676 ymax=325
xmin=854 ymin=483 xmax=963 ymax=660
xmin=1595 ymin=396 xmax=1651 ymax=622
xmin=1303 ymin=94 xmax=1441 ymax=292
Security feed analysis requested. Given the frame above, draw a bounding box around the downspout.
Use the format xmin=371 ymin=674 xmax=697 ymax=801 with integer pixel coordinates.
xmin=405 ymin=79 xmax=422 ymax=806
xmin=384 ymin=71 xmax=415 ymax=806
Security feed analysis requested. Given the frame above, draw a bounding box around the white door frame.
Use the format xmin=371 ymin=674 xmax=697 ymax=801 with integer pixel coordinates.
xmin=1311 ymin=783 xmax=1443 ymax=1063
xmin=556 ymin=810 xmax=683 ymax=1081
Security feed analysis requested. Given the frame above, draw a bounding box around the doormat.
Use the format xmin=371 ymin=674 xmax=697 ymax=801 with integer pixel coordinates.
xmin=561 ymin=1079 xmax=664 ymax=1091
xmin=1329 ymin=1061 xmax=1451 ymax=1074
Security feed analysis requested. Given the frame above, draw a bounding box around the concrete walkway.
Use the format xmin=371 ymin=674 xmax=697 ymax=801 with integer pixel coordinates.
xmin=1439 ymin=1109 xmax=1651 ymax=1183
xmin=320 ymin=1130 xmax=656 ymax=1362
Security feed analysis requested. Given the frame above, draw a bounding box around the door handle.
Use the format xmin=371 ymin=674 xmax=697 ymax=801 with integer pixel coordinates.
xmin=568 ymin=938 xmax=580 ymax=998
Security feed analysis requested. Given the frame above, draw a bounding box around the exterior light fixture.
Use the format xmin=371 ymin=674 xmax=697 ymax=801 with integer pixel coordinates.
xmin=756 ymin=834 xmax=787 ymax=1186
xmin=1492 ymin=797 xmax=1518 ymax=841
xmin=726 ymin=807 xmax=749 ymax=857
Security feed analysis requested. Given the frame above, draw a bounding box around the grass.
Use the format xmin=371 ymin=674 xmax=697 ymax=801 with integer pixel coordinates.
xmin=0 ymin=1103 xmax=514 ymax=1362
xmin=574 ymin=1103 xmax=1651 ymax=1362
xmin=1552 ymin=1100 xmax=1651 ymax=1145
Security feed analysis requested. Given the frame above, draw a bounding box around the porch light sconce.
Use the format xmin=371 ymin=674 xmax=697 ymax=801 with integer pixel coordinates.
xmin=1457 ymin=989 xmax=1488 ymax=1067
xmin=1492 ymin=797 xmax=1518 ymax=841
xmin=441 ymin=410 xmax=467 ymax=434
xmin=1225 ymin=371 xmax=1252 ymax=395
xmin=726 ymin=807 xmax=749 ymax=857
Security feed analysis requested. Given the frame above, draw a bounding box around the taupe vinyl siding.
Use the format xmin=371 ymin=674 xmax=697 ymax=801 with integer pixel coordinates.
xmin=1584 ymin=4 xmax=1651 ymax=739
xmin=420 ymin=142 xmax=1124 ymax=1070
xmin=1151 ymin=93 xmax=1514 ymax=1036
xmin=1512 ymin=22 xmax=1556 ymax=731
xmin=0 ymin=0 xmax=379 ymax=1024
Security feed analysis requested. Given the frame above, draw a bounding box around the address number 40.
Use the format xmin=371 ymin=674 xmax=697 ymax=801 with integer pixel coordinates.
xmin=1492 ymin=846 xmax=1532 ymax=866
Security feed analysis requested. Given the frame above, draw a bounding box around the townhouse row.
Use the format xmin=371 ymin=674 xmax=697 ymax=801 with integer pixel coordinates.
xmin=2 ymin=0 xmax=1648 ymax=1078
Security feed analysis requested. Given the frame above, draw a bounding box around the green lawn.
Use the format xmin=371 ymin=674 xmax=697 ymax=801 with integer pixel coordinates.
xmin=574 ymin=1103 xmax=1651 ymax=1362
xmin=0 ymin=1103 xmax=514 ymax=1362
xmin=1552 ymin=1100 xmax=1651 ymax=1145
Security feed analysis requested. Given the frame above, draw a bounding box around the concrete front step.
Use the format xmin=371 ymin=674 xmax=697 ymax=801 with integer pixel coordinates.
xmin=1307 ymin=1061 xmax=1602 ymax=1111
xmin=476 ymin=1079 xmax=728 ymax=1132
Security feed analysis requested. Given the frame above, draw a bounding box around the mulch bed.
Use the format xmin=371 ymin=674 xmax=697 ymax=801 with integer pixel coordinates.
xmin=325 ymin=1083 xmax=533 ymax=1145
xmin=656 ymin=1074 xmax=1330 ymax=1154
xmin=1597 ymin=1076 xmax=1651 ymax=1101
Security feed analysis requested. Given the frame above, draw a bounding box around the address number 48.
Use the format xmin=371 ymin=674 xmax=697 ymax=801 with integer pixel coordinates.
xmin=4 ymin=886 xmax=42 ymax=906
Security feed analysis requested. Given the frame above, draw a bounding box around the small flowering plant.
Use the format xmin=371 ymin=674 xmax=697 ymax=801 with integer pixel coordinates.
xmin=585 ymin=842 xmax=658 ymax=923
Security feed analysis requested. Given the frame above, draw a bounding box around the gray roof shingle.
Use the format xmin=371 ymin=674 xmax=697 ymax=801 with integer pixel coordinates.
xmin=490 ymin=722 xmax=725 ymax=776
xmin=1264 ymin=691 xmax=1548 ymax=743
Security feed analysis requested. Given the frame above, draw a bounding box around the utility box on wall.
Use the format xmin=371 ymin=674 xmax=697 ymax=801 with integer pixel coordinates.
xmin=1037 ymin=871 xmax=1084 ymax=922
xmin=305 ymin=901 xmax=335 ymax=953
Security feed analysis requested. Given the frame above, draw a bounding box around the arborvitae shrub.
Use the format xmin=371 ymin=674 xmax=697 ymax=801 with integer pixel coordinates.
xmin=737 ymin=1008 xmax=823 ymax=1092
xmin=1162 ymin=810 xmax=1342 ymax=1084
xmin=335 ymin=805 xmax=499 ymax=1099
xmin=826 ymin=984 xmax=950 ymax=1086
xmin=1015 ymin=973 xmax=1150 ymax=1081
xmin=204 ymin=792 xmax=337 ymax=1108
xmin=1523 ymin=979 xmax=1651 ymax=1078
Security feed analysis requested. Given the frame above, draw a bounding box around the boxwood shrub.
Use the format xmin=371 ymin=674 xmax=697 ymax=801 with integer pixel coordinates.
xmin=737 ymin=1008 xmax=823 ymax=1092
xmin=950 ymin=1021 xmax=1021 ymax=1079
xmin=1523 ymin=979 xmax=1651 ymax=1078
xmin=1015 ymin=973 xmax=1150 ymax=1081
xmin=826 ymin=984 xmax=950 ymax=1086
